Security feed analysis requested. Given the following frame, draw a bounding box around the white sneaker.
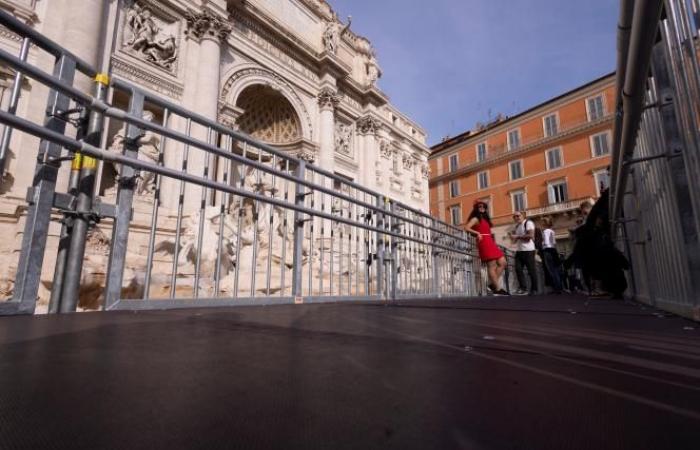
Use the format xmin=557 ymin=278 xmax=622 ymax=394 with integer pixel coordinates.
xmin=513 ymin=289 xmax=528 ymax=296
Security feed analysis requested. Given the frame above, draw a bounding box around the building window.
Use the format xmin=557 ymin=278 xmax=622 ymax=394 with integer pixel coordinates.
xmin=543 ymin=113 xmax=558 ymax=137
xmin=548 ymin=180 xmax=569 ymax=204
xmin=511 ymin=190 xmax=526 ymax=212
xmin=449 ymin=180 xmax=459 ymax=198
xmin=509 ymin=160 xmax=523 ymax=180
xmin=587 ymin=95 xmax=605 ymax=121
xmin=546 ymin=147 xmax=563 ymax=170
xmin=476 ymin=142 xmax=487 ymax=162
xmin=450 ymin=205 xmax=461 ymax=225
xmin=477 ymin=171 xmax=489 ymax=190
xmin=594 ymin=169 xmax=610 ymax=196
xmin=507 ymin=129 xmax=521 ymax=150
xmin=591 ymin=131 xmax=610 ymax=157
xmin=449 ymin=154 xmax=458 ymax=172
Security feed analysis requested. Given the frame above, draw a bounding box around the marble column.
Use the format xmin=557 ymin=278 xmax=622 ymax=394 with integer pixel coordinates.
xmin=317 ymin=88 xmax=341 ymax=175
xmin=164 ymin=8 xmax=231 ymax=212
xmin=356 ymin=115 xmax=380 ymax=192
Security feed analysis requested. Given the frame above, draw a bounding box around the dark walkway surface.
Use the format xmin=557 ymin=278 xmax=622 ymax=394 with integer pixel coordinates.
xmin=1 ymin=295 xmax=699 ymax=450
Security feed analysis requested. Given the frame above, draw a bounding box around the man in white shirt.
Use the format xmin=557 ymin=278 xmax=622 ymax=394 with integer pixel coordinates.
xmin=509 ymin=211 xmax=538 ymax=295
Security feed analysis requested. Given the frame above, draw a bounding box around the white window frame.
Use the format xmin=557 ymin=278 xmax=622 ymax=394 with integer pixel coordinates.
xmin=586 ymin=94 xmax=606 ymax=122
xmin=547 ymin=179 xmax=569 ymax=205
xmin=542 ymin=113 xmax=559 ymax=138
xmin=510 ymin=190 xmax=527 ymax=213
xmin=593 ymin=169 xmax=611 ymax=196
xmin=449 ymin=180 xmax=459 ymax=198
xmin=589 ymin=130 xmax=612 ymax=157
xmin=507 ymin=128 xmax=521 ymax=151
xmin=476 ymin=142 xmax=487 ymax=162
xmin=509 ymin=159 xmax=524 ymax=180
xmin=449 ymin=205 xmax=461 ymax=225
xmin=449 ymin=154 xmax=458 ymax=172
xmin=545 ymin=147 xmax=564 ymax=170
xmin=477 ymin=170 xmax=489 ymax=190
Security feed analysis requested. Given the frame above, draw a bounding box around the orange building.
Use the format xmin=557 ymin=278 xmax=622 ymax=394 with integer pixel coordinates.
xmin=429 ymin=73 xmax=615 ymax=254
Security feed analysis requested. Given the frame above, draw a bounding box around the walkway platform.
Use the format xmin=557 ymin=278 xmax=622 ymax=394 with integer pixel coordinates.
xmin=1 ymin=295 xmax=699 ymax=449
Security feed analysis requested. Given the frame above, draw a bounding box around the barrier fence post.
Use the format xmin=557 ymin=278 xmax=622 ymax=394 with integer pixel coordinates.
xmin=291 ymin=160 xmax=306 ymax=301
xmin=104 ymin=90 xmax=144 ymax=310
xmin=374 ymin=194 xmax=384 ymax=300
xmin=11 ymin=54 xmax=77 ymax=314
xmin=58 ymin=74 xmax=109 ymax=312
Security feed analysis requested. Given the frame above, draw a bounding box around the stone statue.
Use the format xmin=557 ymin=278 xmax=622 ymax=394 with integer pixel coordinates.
xmin=108 ymin=110 xmax=161 ymax=196
xmin=334 ymin=123 xmax=352 ymax=155
xmin=127 ymin=6 xmax=159 ymax=52
xmin=366 ymin=52 xmax=381 ymax=86
xmin=323 ymin=13 xmax=351 ymax=54
xmin=144 ymin=35 xmax=177 ymax=69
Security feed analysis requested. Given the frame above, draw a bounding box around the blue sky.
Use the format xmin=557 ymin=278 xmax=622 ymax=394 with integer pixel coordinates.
xmin=330 ymin=0 xmax=618 ymax=146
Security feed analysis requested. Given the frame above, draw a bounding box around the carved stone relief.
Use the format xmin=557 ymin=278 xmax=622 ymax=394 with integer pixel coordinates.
xmin=334 ymin=122 xmax=353 ymax=156
xmin=402 ymin=152 xmax=414 ymax=170
xmin=356 ymin=115 xmax=380 ymax=135
xmin=123 ymin=1 xmax=179 ymax=72
xmin=379 ymin=139 xmax=392 ymax=159
xmin=317 ymin=87 xmax=342 ymax=110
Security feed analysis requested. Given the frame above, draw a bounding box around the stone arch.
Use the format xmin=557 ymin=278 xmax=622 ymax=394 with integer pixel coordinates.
xmin=221 ymin=66 xmax=313 ymax=140
xmin=235 ymin=84 xmax=301 ymax=144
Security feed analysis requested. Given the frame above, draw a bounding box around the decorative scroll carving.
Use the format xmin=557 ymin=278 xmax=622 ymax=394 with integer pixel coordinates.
xmin=356 ymin=115 xmax=380 ymax=135
xmin=402 ymin=152 xmax=414 ymax=170
xmin=123 ymin=1 xmax=179 ymax=71
xmin=185 ymin=9 xmax=232 ymax=42
xmin=334 ymin=123 xmax=353 ymax=156
xmin=379 ymin=139 xmax=392 ymax=159
xmin=317 ymin=87 xmax=341 ymax=110
xmin=421 ymin=163 xmax=430 ymax=179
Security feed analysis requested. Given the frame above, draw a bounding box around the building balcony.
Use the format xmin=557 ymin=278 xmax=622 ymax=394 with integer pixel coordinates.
xmin=430 ymin=113 xmax=614 ymax=184
xmin=526 ymin=196 xmax=596 ymax=218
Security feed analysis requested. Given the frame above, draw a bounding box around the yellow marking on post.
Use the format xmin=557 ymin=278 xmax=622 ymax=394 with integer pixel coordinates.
xmin=81 ymin=156 xmax=97 ymax=170
xmin=71 ymin=153 xmax=83 ymax=171
xmin=94 ymin=73 xmax=110 ymax=86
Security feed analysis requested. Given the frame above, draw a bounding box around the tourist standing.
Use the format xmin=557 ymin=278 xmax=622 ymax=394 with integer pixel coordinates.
xmin=465 ymin=201 xmax=509 ymax=295
xmin=509 ymin=211 xmax=538 ymax=295
xmin=541 ymin=217 xmax=563 ymax=294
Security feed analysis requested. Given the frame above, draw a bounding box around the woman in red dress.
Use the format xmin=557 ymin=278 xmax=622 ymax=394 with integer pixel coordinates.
xmin=466 ymin=200 xmax=508 ymax=295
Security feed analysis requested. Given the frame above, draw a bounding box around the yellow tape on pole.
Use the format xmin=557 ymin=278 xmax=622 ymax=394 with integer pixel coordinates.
xmin=71 ymin=153 xmax=83 ymax=171
xmin=94 ymin=73 xmax=110 ymax=86
xmin=81 ymin=156 xmax=97 ymax=170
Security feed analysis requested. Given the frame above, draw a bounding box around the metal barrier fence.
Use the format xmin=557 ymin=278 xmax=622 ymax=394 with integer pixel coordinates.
xmin=0 ymin=9 xmax=493 ymax=315
xmin=611 ymin=0 xmax=700 ymax=321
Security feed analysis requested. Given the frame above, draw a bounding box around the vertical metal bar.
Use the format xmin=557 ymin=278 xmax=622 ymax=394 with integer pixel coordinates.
xmin=250 ymin=148 xmax=262 ymax=297
xmin=143 ymin=108 xmax=169 ymax=299
xmin=194 ymin=127 xmax=213 ymax=298
xmin=169 ymin=118 xmax=192 ymax=298
xmin=389 ymin=201 xmax=398 ymax=301
xmin=307 ymin=170 xmax=315 ymax=296
xmin=318 ymin=186 xmax=326 ymax=295
xmin=280 ymin=158 xmax=290 ymax=296
xmin=60 ymin=76 xmax=109 ymax=312
xmin=265 ymin=155 xmax=277 ymax=295
xmin=375 ymin=194 xmax=384 ymax=298
xmin=48 ymin=108 xmax=89 ymax=314
xmin=0 ymin=37 xmax=30 ymax=178
xmin=104 ymin=90 xmax=145 ymax=310
xmin=12 ymin=55 xmax=77 ymax=313
xmin=214 ymin=135 xmax=232 ymax=297
xmin=233 ymin=143 xmax=247 ymax=298
xmin=291 ymin=160 xmax=306 ymax=300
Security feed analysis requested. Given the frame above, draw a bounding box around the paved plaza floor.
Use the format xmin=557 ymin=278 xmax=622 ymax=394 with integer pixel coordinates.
xmin=1 ymin=295 xmax=699 ymax=449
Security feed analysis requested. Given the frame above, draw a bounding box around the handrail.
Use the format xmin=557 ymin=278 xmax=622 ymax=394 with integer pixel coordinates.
xmin=0 ymin=8 xmax=97 ymax=77
xmin=610 ymin=0 xmax=664 ymax=220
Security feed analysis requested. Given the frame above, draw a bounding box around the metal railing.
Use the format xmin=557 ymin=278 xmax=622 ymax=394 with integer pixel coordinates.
xmin=0 ymin=10 xmax=489 ymax=315
xmin=610 ymin=0 xmax=700 ymax=321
